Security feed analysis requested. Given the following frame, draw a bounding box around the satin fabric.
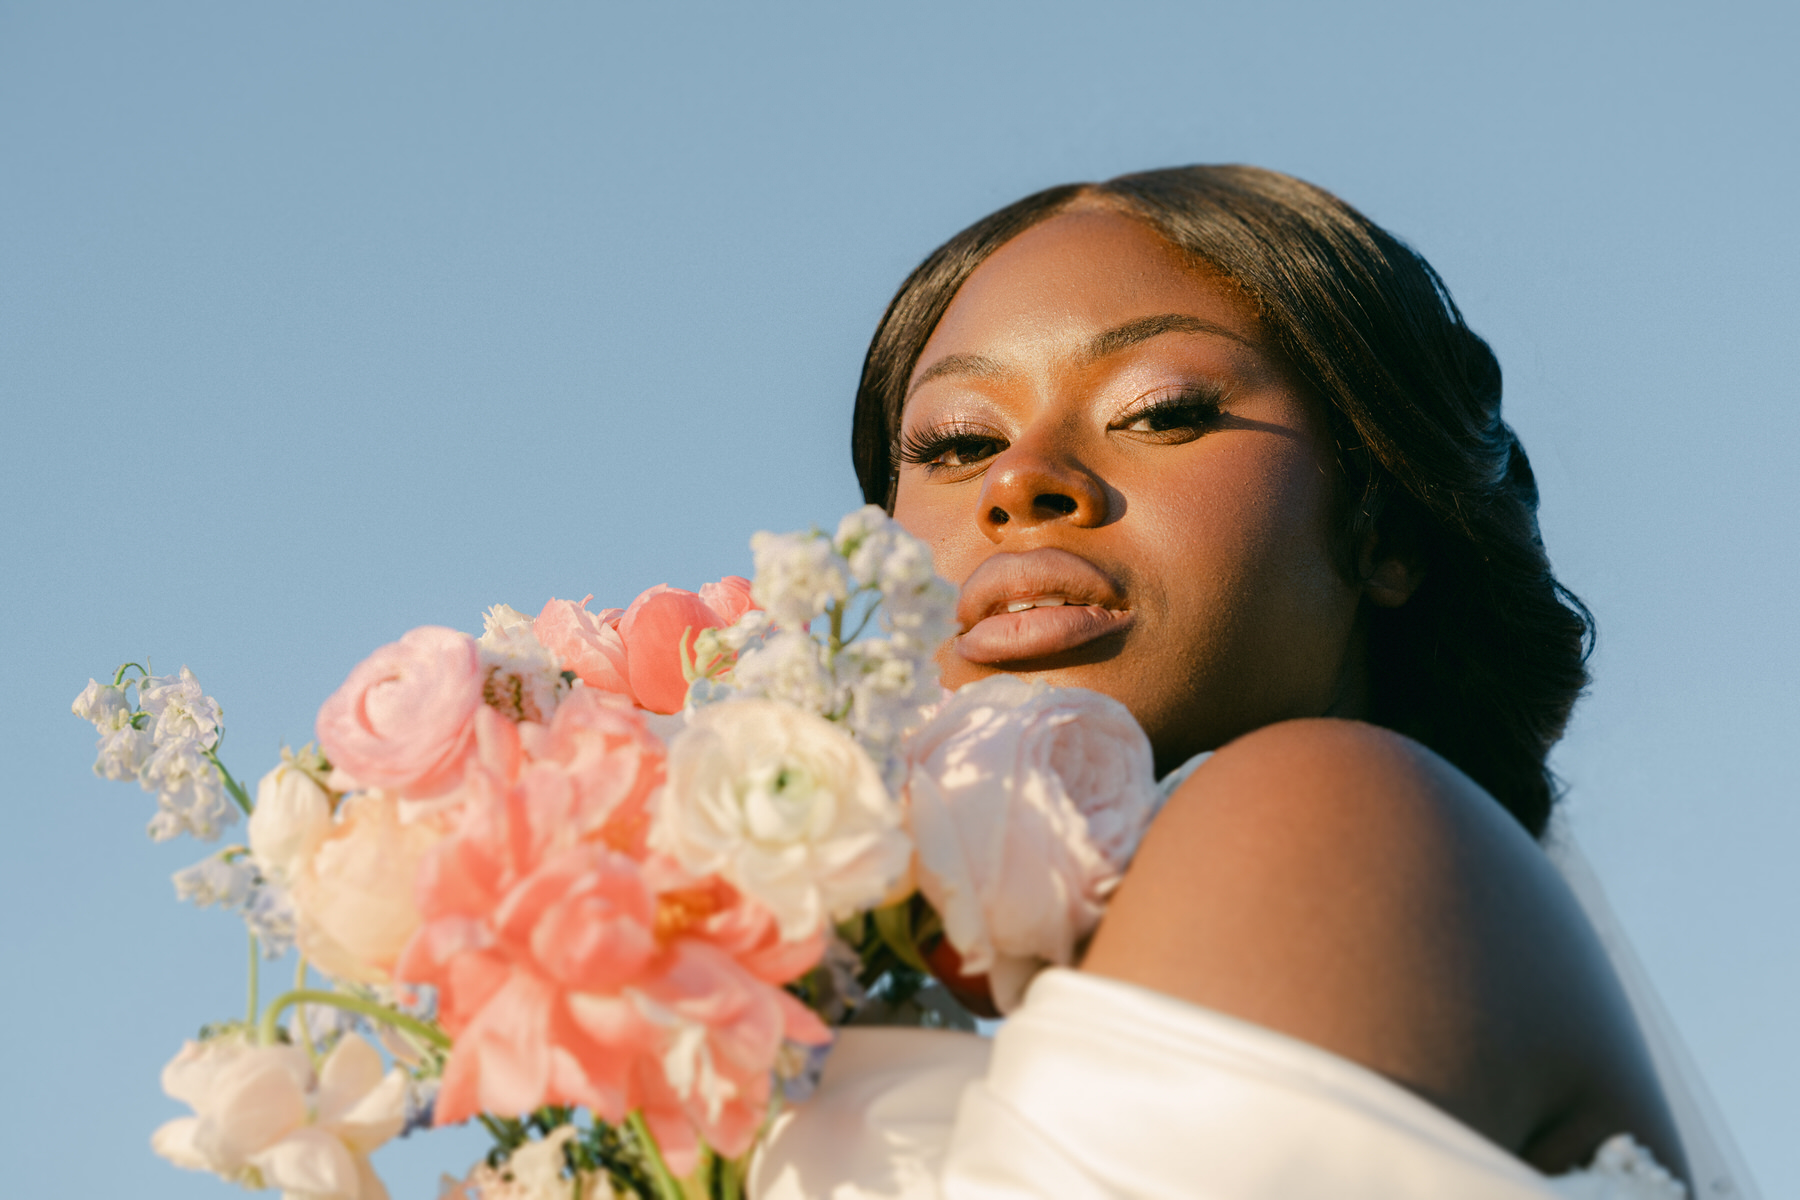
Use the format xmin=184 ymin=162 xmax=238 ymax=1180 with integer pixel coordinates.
xmin=751 ymin=969 xmax=1684 ymax=1200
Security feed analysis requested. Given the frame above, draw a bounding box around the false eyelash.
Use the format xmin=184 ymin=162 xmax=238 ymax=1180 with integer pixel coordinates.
xmin=1115 ymin=384 xmax=1228 ymax=433
xmin=896 ymin=420 xmax=1007 ymax=467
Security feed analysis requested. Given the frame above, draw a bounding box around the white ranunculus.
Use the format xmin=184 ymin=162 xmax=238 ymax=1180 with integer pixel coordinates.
xmin=249 ymin=762 xmax=334 ymax=884
xmin=903 ymin=675 xmax=1160 ymax=1013
xmin=654 ymin=699 xmax=911 ymax=941
xmin=152 ymin=1032 xmax=406 ymax=1200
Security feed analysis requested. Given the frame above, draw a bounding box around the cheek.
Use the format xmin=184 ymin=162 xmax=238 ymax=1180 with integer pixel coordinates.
xmin=894 ymin=482 xmax=983 ymax=587
xmin=1145 ymin=439 xmax=1348 ymax=628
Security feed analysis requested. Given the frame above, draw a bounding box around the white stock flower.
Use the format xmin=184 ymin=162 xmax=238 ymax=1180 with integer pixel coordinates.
xmin=95 ymin=721 xmax=156 ymax=780
xmin=249 ymin=762 xmax=334 ymax=885
xmin=174 ymin=853 xmax=258 ymax=909
xmin=152 ymin=1032 xmax=407 ymax=1200
xmin=72 ymin=678 xmax=132 ymax=726
xmin=172 ymin=851 xmax=298 ymax=957
xmin=140 ymin=667 xmax=223 ymax=749
xmin=903 ymin=675 xmax=1159 ymax=1013
xmin=74 ymin=678 xmax=156 ymax=779
xmin=750 ymin=530 xmax=850 ymax=630
xmin=477 ymin=604 xmax=566 ymax=723
xmin=654 ymin=699 xmax=911 ymax=941
xmin=724 ymin=629 xmax=840 ymax=718
xmin=140 ymin=740 xmax=235 ymax=841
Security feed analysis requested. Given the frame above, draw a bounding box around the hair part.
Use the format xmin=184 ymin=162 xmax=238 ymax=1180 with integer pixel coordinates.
xmin=851 ymin=165 xmax=1593 ymax=837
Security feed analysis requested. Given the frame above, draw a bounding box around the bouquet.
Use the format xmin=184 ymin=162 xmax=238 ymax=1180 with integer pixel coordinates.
xmin=72 ymin=506 xmax=1163 ymax=1200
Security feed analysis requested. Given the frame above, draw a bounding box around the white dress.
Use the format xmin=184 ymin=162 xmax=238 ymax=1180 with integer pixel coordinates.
xmin=751 ymin=969 xmax=1686 ymax=1199
xmin=750 ymin=755 xmax=1755 ymax=1200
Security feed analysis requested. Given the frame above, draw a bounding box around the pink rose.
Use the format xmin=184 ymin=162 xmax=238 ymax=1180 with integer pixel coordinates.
xmin=534 ymin=577 xmax=758 ymax=715
xmin=316 ymin=626 xmax=483 ymax=799
xmin=902 ymin=675 xmax=1158 ymax=1013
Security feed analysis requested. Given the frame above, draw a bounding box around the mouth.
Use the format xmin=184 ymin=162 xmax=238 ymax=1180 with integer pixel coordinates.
xmin=954 ymin=548 xmax=1134 ymax=665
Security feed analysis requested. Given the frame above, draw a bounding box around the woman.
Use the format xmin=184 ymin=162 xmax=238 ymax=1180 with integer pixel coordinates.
xmin=754 ymin=167 xmax=1711 ymax=1198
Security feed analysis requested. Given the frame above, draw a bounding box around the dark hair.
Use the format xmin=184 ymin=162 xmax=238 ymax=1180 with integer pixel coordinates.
xmin=851 ymin=165 xmax=1592 ymax=838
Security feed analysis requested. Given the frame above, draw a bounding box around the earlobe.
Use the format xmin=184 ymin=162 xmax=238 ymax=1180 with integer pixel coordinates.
xmin=1357 ymin=528 xmax=1424 ymax=608
xmin=1364 ymin=556 xmax=1424 ymax=607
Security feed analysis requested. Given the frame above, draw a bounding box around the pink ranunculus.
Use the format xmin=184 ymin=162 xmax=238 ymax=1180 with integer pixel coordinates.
xmin=316 ymin=626 xmax=484 ymax=799
xmin=902 ymin=674 xmax=1159 ymax=1014
xmin=535 ymin=578 xmax=760 ymax=716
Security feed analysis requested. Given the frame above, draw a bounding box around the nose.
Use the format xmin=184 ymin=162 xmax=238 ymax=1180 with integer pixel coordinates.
xmin=977 ymin=433 xmax=1110 ymax=540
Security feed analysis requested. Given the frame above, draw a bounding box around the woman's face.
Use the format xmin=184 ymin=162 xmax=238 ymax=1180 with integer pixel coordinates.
xmin=893 ymin=207 xmax=1369 ymax=771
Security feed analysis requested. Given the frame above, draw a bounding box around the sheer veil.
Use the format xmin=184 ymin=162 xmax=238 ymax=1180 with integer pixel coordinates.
xmin=1543 ymin=824 xmax=1761 ymax=1199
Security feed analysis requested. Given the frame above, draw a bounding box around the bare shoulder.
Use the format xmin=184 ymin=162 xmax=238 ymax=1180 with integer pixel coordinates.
xmin=1081 ymin=718 xmax=1685 ymax=1179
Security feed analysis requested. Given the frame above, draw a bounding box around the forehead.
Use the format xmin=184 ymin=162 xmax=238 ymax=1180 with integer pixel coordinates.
xmin=911 ymin=207 xmax=1263 ymax=387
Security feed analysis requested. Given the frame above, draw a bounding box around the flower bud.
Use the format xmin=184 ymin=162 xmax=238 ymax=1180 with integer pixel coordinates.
xmin=248 ymin=763 xmax=332 ymax=885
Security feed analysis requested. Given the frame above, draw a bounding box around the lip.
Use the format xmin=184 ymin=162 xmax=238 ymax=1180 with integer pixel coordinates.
xmin=954 ymin=548 xmax=1134 ymax=665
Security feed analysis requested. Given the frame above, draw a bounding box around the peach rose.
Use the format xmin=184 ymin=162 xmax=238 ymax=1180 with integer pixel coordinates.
xmin=291 ymin=789 xmax=449 ymax=984
xmin=534 ymin=578 xmax=758 ymax=715
xmin=902 ymin=675 xmax=1158 ymax=1013
xmin=316 ymin=626 xmax=483 ymax=799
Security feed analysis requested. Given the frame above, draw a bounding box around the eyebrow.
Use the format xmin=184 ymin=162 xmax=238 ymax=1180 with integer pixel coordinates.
xmin=905 ymin=313 xmax=1253 ymax=401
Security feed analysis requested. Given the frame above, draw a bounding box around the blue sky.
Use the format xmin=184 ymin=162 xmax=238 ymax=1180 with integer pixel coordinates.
xmin=3 ymin=2 xmax=1795 ymax=1195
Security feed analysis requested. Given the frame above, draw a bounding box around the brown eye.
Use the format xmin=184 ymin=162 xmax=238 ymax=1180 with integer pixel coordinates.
xmin=898 ymin=424 xmax=1008 ymax=473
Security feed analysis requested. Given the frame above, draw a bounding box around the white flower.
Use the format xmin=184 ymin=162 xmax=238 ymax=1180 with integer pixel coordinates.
xmin=749 ymin=530 xmax=850 ymax=630
xmin=441 ymin=1126 xmax=614 ymax=1200
xmin=249 ymin=762 xmax=334 ymax=885
xmin=74 ymin=678 xmax=156 ymax=779
xmin=174 ymin=852 xmax=258 ymax=909
xmin=140 ymin=740 xmax=235 ymax=841
xmin=172 ymin=850 xmax=298 ymax=956
xmin=72 ymin=678 xmax=132 ymax=726
xmin=654 ymin=699 xmax=912 ymax=941
xmin=477 ymin=604 xmax=566 ymax=723
xmin=902 ymin=675 xmax=1159 ymax=1012
xmin=477 ymin=603 xmax=537 ymax=649
xmin=152 ymin=1032 xmax=407 ymax=1200
xmin=724 ymin=629 xmax=841 ymax=718
xmin=140 ymin=667 xmax=223 ymax=748
xmin=94 ymin=721 xmax=156 ymax=780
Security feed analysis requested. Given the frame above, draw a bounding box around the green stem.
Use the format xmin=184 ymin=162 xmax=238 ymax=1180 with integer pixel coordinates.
xmin=246 ymin=932 xmax=261 ymax=1027
xmin=292 ymin=961 xmax=316 ymax=1060
xmin=257 ymin=988 xmax=451 ymax=1050
xmin=205 ymin=745 xmax=254 ymax=817
xmin=626 ymin=1111 xmax=687 ymax=1200
xmin=718 ymin=1154 xmax=743 ymax=1200
xmin=112 ymin=662 xmax=148 ymax=686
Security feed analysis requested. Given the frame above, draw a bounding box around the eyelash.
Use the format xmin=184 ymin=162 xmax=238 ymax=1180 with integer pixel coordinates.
xmin=896 ymin=385 xmax=1227 ymax=475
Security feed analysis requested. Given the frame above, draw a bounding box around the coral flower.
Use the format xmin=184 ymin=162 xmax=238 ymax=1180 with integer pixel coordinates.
xmin=536 ymin=577 xmax=757 ymax=715
xmin=396 ymin=698 xmax=824 ymax=1172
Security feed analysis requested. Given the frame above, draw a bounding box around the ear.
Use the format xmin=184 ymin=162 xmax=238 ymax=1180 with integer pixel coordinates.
xmin=1356 ymin=527 xmax=1425 ymax=609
